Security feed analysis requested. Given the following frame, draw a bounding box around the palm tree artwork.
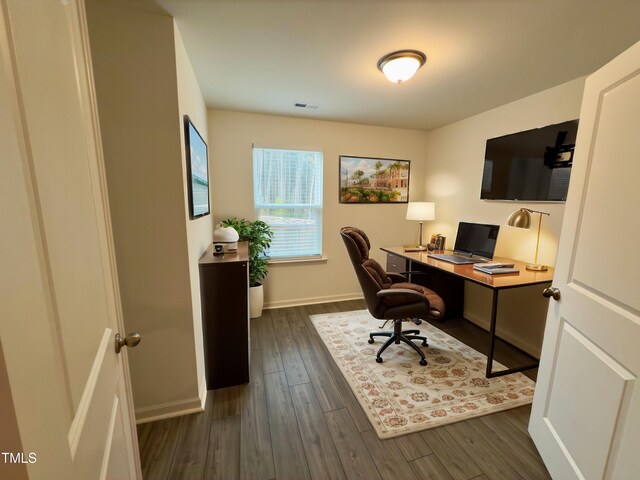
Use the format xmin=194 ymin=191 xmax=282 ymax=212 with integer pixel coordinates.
xmin=339 ymin=156 xmax=410 ymax=203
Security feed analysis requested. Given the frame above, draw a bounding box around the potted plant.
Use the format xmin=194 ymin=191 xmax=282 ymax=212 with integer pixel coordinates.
xmin=221 ymin=218 xmax=273 ymax=318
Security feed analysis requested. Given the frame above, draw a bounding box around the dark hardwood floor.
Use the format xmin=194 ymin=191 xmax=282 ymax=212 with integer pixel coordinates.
xmin=137 ymin=300 xmax=550 ymax=480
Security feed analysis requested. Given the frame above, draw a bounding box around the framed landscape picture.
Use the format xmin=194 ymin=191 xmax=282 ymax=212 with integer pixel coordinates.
xmin=339 ymin=156 xmax=410 ymax=203
xmin=184 ymin=115 xmax=210 ymax=218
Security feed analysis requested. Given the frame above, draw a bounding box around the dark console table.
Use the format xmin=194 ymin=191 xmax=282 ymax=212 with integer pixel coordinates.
xmin=199 ymin=242 xmax=249 ymax=389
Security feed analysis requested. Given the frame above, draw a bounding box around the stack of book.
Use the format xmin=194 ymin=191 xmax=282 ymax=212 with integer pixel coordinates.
xmin=473 ymin=263 xmax=519 ymax=275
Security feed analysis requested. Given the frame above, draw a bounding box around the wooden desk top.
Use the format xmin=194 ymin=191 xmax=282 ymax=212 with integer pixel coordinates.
xmin=199 ymin=241 xmax=249 ymax=266
xmin=381 ymin=247 xmax=554 ymax=289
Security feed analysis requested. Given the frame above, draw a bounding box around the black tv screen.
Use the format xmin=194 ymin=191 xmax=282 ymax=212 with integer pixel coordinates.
xmin=481 ymin=120 xmax=579 ymax=201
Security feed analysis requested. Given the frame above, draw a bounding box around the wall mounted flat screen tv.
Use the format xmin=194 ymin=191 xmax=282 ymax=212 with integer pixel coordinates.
xmin=480 ymin=119 xmax=579 ymax=201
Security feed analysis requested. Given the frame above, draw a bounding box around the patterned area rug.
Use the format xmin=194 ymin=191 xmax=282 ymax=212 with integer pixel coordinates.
xmin=311 ymin=310 xmax=536 ymax=439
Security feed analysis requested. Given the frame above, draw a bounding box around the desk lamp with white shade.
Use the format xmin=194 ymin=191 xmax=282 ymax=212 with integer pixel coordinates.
xmin=406 ymin=202 xmax=435 ymax=250
xmin=506 ymin=207 xmax=550 ymax=271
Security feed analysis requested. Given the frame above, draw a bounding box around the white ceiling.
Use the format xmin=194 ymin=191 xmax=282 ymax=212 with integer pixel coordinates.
xmin=155 ymin=0 xmax=640 ymax=131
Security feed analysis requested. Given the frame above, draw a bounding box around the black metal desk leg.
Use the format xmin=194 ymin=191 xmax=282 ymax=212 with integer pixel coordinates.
xmin=485 ymin=288 xmax=500 ymax=377
xmin=485 ymin=287 xmax=539 ymax=378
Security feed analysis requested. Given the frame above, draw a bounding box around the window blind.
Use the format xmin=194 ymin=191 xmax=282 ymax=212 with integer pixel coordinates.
xmin=253 ymin=148 xmax=323 ymax=259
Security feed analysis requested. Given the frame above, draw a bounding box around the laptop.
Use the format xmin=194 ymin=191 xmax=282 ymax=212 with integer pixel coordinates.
xmin=428 ymin=222 xmax=500 ymax=264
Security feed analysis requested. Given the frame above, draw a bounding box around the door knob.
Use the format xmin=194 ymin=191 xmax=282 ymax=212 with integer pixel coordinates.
xmin=115 ymin=332 xmax=141 ymax=354
xmin=543 ymin=286 xmax=561 ymax=301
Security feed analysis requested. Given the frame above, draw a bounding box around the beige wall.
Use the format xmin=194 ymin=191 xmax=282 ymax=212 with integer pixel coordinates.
xmin=208 ymin=110 xmax=429 ymax=307
xmin=424 ymin=77 xmax=586 ymax=355
xmin=86 ymin=2 xmax=203 ymax=420
xmin=174 ymin=24 xmax=210 ymax=397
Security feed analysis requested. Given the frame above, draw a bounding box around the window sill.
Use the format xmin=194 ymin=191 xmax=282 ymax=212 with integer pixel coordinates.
xmin=268 ymin=256 xmax=328 ymax=265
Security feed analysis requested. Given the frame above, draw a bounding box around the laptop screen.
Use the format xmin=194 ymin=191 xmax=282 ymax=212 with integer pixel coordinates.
xmin=453 ymin=222 xmax=500 ymax=259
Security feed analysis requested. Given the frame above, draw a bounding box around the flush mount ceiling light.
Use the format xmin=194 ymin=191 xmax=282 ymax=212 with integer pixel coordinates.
xmin=377 ymin=49 xmax=426 ymax=84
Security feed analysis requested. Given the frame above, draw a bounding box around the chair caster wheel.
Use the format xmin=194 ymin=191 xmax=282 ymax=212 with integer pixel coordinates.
xmin=419 ymin=359 xmax=428 ymax=366
xmin=368 ymin=338 xmax=374 ymax=344
xmin=422 ymin=341 xmax=428 ymax=346
xmin=375 ymin=357 xmax=383 ymax=363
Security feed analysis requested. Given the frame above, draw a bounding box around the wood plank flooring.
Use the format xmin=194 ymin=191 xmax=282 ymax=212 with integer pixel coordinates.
xmin=137 ymin=300 xmax=550 ymax=480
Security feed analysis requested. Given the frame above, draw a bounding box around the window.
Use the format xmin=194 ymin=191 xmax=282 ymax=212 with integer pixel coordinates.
xmin=253 ymin=148 xmax=323 ymax=259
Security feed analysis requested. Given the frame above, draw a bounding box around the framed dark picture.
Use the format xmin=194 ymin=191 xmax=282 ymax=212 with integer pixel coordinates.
xmin=339 ymin=155 xmax=410 ymax=203
xmin=184 ymin=115 xmax=210 ymax=218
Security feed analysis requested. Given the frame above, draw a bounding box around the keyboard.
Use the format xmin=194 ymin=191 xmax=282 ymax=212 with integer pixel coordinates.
xmin=427 ymin=253 xmax=488 ymax=265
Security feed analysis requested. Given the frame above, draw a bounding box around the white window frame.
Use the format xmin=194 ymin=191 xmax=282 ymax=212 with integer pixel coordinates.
xmin=253 ymin=147 xmax=323 ymax=260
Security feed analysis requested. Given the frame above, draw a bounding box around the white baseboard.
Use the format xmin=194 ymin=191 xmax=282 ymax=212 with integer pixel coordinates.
xmin=135 ymin=392 xmax=205 ymax=425
xmin=199 ymin=374 xmax=207 ymax=409
xmin=264 ymin=292 xmax=363 ymax=310
xmin=463 ymin=311 xmax=541 ymax=359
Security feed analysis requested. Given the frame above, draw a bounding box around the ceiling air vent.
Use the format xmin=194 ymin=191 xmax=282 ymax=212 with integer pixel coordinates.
xmin=294 ymin=102 xmax=319 ymax=110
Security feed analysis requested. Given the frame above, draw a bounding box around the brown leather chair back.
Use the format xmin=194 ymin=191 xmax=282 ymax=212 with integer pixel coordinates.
xmin=340 ymin=227 xmax=393 ymax=318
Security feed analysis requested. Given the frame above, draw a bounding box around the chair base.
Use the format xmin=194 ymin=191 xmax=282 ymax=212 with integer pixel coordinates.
xmin=368 ymin=319 xmax=428 ymax=366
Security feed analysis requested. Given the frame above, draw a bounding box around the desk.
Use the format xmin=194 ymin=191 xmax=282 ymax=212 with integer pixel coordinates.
xmin=381 ymin=247 xmax=554 ymax=378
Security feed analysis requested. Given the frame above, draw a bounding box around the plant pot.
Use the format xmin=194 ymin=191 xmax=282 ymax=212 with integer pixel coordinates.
xmin=249 ymin=284 xmax=264 ymax=318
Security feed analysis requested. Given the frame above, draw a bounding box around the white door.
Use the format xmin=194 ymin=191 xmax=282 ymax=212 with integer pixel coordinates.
xmin=529 ymin=41 xmax=640 ymax=479
xmin=0 ymin=1 xmax=141 ymax=479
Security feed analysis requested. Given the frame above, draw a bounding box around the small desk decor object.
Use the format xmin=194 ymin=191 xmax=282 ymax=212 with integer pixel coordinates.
xmin=212 ymin=223 xmax=239 ymax=254
xmin=184 ymin=115 xmax=210 ymax=219
xmin=404 ymin=246 xmax=427 ymax=252
xmin=339 ymin=155 xmax=410 ymax=203
xmin=473 ymin=263 xmax=519 ymax=275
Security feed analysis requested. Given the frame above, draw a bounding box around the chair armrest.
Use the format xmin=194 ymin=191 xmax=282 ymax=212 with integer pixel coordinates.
xmin=387 ymin=271 xmax=431 ymax=284
xmin=386 ymin=272 xmax=407 ymax=283
xmin=376 ymin=288 xmax=425 ymax=300
xmin=377 ymin=287 xmax=436 ymax=313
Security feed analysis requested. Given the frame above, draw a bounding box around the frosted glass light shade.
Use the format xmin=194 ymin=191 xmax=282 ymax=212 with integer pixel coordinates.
xmin=406 ymin=202 xmax=435 ymax=221
xmin=382 ymin=57 xmax=420 ymax=83
xmin=377 ymin=50 xmax=426 ymax=84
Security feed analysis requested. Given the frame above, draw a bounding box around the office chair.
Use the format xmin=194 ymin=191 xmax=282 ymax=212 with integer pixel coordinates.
xmin=340 ymin=227 xmax=445 ymax=366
